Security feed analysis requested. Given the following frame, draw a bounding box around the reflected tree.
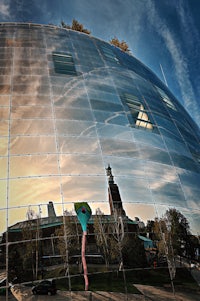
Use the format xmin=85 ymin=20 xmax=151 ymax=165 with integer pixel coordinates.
xmin=54 ymin=216 xmax=81 ymax=266
xmin=164 ymin=208 xmax=191 ymax=257
xmin=21 ymin=217 xmax=41 ymax=280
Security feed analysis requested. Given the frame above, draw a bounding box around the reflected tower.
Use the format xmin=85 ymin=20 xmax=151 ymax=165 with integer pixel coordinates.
xmin=106 ymin=165 xmax=126 ymax=216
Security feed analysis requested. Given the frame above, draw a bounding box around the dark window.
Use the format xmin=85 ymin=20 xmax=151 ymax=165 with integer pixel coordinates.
xmin=52 ymin=52 xmax=77 ymax=75
xmin=156 ymin=86 xmax=177 ymax=111
xmin=101 ymin=45 xmax=119 ymax=63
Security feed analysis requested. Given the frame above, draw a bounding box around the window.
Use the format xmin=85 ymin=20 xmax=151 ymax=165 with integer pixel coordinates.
xmin=121 ymin=93 xmax=154 ymax=130
xmin=101 ymin=45 xmax=119 ymax=63
xmin=156 ymin=86 xmax=176 ymax=111
xmin=52 ymin=52 xmax=77 ymax=75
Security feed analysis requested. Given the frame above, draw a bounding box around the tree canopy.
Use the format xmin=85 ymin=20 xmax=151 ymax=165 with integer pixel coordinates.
xmin=110 ymin=37 xmax=130 ymax=53
xmin=61 ymin=19 xmax=91 ymax=34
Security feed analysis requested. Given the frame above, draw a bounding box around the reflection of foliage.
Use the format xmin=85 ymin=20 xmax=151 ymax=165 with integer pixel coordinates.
xmin=61 ymin=19 xmax=91 ymax=34
xmin=94 ymin=213 xmax=119 ymax=266
xmin=122 ymin=234 xmax=147 ymax=268
xmin=110 ymin=37 xmax=130 ymax=53
xmin=54 ymin=216 xmax=81 ymax=263
xmin=164 ymin=208 xmax=190 ymax=256
xmin=22 ymin=219 xmax=41 ymax=280
xmin=146 ymin=208 xmax=199 ymax=281
xmin=94 ymin=212 xmax=146 ymax=268
xmin=147 ymin=209 xmax=195 ymax=258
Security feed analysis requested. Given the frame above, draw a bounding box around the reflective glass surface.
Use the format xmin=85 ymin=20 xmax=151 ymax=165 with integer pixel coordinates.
xmin=0 ymin=25 xmax=200 ymax=284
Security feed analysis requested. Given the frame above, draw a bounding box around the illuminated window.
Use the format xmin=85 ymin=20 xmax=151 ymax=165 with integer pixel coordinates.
xmin=52 ymin=52 xmax=77 ymax=75
xmin=156 ymin=86 xmax=176 ymax=111
xmin=121 ymin=93 xmax=153 ymax=130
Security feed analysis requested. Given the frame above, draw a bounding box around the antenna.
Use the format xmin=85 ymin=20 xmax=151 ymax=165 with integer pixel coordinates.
xmin=160 ymin=63 xmax=168 ymax=87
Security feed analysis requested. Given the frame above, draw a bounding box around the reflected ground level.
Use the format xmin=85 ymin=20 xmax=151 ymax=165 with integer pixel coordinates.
xmin=2 ymin=283 xmax=199 ymax=301
xmin=1 ymin=266 xmax=199 ymax=301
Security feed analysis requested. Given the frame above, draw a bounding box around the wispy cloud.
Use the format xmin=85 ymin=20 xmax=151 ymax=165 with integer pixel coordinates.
xmin=146 ymin=0 xmax=200 ymax=125
xmin=0 ymin=0 xmax=10 ymax=18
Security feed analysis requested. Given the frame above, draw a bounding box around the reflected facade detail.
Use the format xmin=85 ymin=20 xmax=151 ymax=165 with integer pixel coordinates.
xmin=0 ymin=23 xmax=199 ymax=237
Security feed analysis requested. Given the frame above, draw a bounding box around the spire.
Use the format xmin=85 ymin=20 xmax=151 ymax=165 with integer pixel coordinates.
xmin=106 ymin=164 xmax=114 ymax=184
xmin=106 ymin=165 xmax=126 ymax=217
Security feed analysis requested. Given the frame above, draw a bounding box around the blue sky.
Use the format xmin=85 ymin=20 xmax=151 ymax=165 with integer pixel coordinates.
xmin=0 ymin=0 xmax=200 ymax=126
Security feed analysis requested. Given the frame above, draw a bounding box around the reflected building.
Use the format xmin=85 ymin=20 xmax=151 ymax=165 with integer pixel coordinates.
xmin=0 ymin=23 xmax=200 ymax=236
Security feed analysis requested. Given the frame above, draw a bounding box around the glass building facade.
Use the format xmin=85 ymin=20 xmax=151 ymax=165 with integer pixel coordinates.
xmin=0 ymin=23 xmax=200 ymax=235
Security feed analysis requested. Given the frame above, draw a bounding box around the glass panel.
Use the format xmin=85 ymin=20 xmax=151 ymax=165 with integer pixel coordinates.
xmin=0 ymin=137 xmax=8 ymax=156
xmin=0 ymin=158 xmax=7 ymax=178
xmin=55 ymin=107 xmax=94 ymax=121
xmin=10 ymin=155 xmax=59 ymax=177
xmin=0 ymin=180 xmax=6 ymax=208
xmin=13 ymin=75 xmax=49 ymax=85
xmin=90 ymin=98 xmax=123 ymax=113
xmin=10 ymin=136 xmax=57 ymax=155
xmin=11 ymin=106 xmax=52 ymax=119
xmin=149 ymin=179 xmax=186 ymax=206
xmin=13 ymin=84 xmax=50 ymax=95
xmin=12 ymin=95 xmax=51 ymax=106
xmin=115 ymin=176 xmax=153 ymax=203
xmin=0 ymin=120 xmax=9 ymax=136
xmin=159 ymin=127 xmax=183 ymax=142
xmin=0 ymin=75 xmax=10 ymax=85
xmin=178 ymin=169 xmax=200 ymax=208
xmin=133 ymin=129 xmax=166 ymax=150
xmin=0 ymin=60 xmax=12 ymax=68
xmin=0 ymin=66 xmax=12 ymax=75
xmin=123 ymin=203 xmax=156 ymax=227
xmin=61 ymin=175 xmax=106 ymax=202
xmin=60 ymin=154 xmax=104 ymax=175
xmin=58 ymin=136 xmax=100 ymax=154
xmin=103 ymin=156 xmax=145 ymax=178
xmin=54 ymin=95 xmax=90 ymax=109
xmin=171 ymin=153 xmax=199 ymax=172
xmin=139 ymin=144 xmax=172 ymax=165
xmin=94 ymin=110 xmax=129 ymax=126
xmin=154 ymin=114 xmax=180 ymax=137
xmin=155 ymin=86 xmax=177 ymax=111
xmin=100 ymin=138 xmax=140 ymax=158
xmin=10 ymin=119 xmax=54 ymax=135
xmin=183 ymin=210 xmax=200 ymax=235
xmin=145 ymin=161 xmax=179 ymax=182
xmin=0 ymin=95 xmax=9 ymax=105
xmin=96 ymin=123 xmax=132 ymax=140
xmin=9 ymin=177 xmax=62 ymax=207
xmin=87 ymin=89 xmax=121 ymax=105
xmin=164 ymin=137 xmax=192 ymax=158
xmin=100 ymin=44 xmax=119 ymax=64
xmin=56 ymin=120 xmax=96 ymax=137
xmin=0 ymin=107 xmax=9 ymax=119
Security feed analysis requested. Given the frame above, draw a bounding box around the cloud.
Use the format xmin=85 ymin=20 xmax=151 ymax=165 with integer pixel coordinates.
xmin=0 ymin=0 xmax=10 ymax=18
xmin=146 ymin=0 xmax=200 ymax=125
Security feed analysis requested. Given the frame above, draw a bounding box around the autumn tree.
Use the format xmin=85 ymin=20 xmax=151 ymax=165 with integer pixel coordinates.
xmin=110 ymin=37 xmax=130 ymax=53
xmin=21 ymin=218 xmax=41 ymax=280
xmin=93 ymin=212 xmax=119 ymax=266
xmin=54 ymin=216 xmax=81 ymax=265
xmin=61 ymin=19 xmax=91 ymax=34
xmin=94 ymin=210 xmax=146 ymax=268
xmin=164 ymin=208 xmax=191 ymax=256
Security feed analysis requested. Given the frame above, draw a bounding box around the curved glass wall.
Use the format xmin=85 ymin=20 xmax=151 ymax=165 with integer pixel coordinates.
xmin=0 ymin=23 xmax=200 ymax=295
